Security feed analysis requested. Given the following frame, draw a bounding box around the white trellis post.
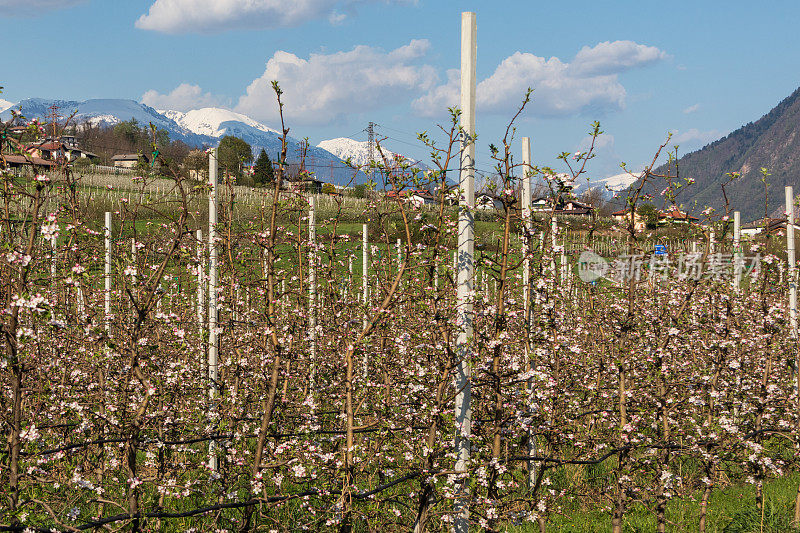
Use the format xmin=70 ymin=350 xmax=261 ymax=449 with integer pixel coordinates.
xmin=130 ymin=238 xmax=137 ymax=286
xmin=196 ymin=229 xmax=204 ymax=330
xmin=50 ymin=233 xmax=57 ymax=283
xmin=454 ymin=11 xmax=476 ymax=533
xmin=348 ymin=254 xmax=354 ymax=297
xmin=551 ymin=217 xmax=558 ymax=287
xmin=521 ymin=136 xmax=538 ymax=491
xmin=396 ymin=237 xmax=402 ymax=271
xmin=787 ymin=187 xmax=797 ymax=341
xmin=76 ymin=282 xmax=86 ymax=323
xmin=522 ymin=137 xmax=531 ymax=306
xmin=309 ymin=196 xmax=317 ymax=391
xmin=362 ymin=224 xmax=369 ymax=305
xmin=362 ymin=223 xmax=369 ymax=378
xmin=733 ymin=211 xmax=742 ymax=292
xmin=208 ymin=147 xmax=219 ymax=472
xmin=104 ymin=212 xmax=112 ymax=332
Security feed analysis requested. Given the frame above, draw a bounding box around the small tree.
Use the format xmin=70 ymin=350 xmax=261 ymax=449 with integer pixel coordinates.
xmin=218 ymin=135 xmax=252 ymax=178
xmin=322 ymin=183 xmax=336 ymax=195
xmin=351 ymin=183 xmax=367 ymax=198
xmin=183 ymin=149 xmax=209 ymax=181
xmin=638 ymin=202 xmax=660 ymax=229
xmin=253 ymin=149 xmax=274 ymax=186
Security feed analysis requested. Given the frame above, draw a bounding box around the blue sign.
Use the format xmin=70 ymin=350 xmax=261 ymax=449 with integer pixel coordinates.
xmin=654 ymin=244 xmax=667 ymax=256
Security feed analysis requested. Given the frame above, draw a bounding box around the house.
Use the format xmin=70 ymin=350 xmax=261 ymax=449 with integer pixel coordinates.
xmin=0 ymin=154 xmax=57 ymax=174
xmin=24 ymin=138 xmax=98 ymax=163
xmin=556 ymin=199 xmax=594 ymax=216
xmin=611 ymin=206 xmax=698 ymax=230
xmin=659 ymin=208 xmax=699 ymax=224
xmin=530 ymin=196 xmax=551 ymax=211
xmin=526 ymin=196 xmax=594 ymax=216
xmin=112 ymin=153 xmax=149 ymax=169
xmin=611 ymin=209 xmax=646 ymax=231
xmin=386 ymin=188 xmax=436 ymax=206
xmin=476 ymin=193 xmax=504 ymax=211
xmin=287 ymin=178 xmax=324 ymax=194
xmin=742 ymin=217 xmax=800 ymax=236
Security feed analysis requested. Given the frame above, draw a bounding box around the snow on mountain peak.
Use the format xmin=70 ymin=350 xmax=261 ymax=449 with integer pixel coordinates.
xmin=317 ymin=137 xmax=428 ymax=169
xmin=160 ymin=107 xmax=279 ymax=138
xmin=595 ymin=171 xmax=640 ymax=192
xmin=0 ymin=99 xmax=14 ymax=113
xmin=317 ymin=138 xmax=391 ymax=167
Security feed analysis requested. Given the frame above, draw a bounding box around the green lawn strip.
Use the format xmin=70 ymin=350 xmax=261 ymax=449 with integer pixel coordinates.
xmin=509 ymin=473 xmax=800 ymax=532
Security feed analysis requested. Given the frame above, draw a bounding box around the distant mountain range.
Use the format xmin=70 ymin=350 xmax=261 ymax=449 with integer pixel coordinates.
xmin=572 ymin=171 xmax=640 ymax=198
xmin=317 ymin=137 xmax=429 ymax=172
xmin=2 ymin=97 xmax=648 ymax=194
xmin=623 ymin=87 xmax=800 ymax=222
xmin=318 ymin=137 xmax=399 ymax=167
xmin=0 ymin=98 xmax=382 ymax=186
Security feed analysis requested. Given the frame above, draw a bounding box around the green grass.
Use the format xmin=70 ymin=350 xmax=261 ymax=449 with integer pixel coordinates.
xmin=511 ymin=474 xmax=800 ymax=532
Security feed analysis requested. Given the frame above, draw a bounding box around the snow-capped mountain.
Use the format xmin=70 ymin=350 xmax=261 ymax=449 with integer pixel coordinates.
xmin=317 ymin=137 xmax=427 ymax=170
xmin=592 ymin=172 xmax=640 ymax=194
xmin=2 ymin=98 xmax=369 ymax=186
xmin=1 ymin=98 xmax=211 ymax=146
xmin=572 ymin=171 xmax=640 ymax=198
xmin=0 ymin=99 xmax=14 ymax=113
xmin=161 ymin=108 xmax=280 ymax=138
xmin=318 ymin=138 xmax=399 ymax=167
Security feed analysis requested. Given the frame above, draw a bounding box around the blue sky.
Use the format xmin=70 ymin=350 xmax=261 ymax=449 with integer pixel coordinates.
xmin=1 ymin=0 xmax=798 ymax=179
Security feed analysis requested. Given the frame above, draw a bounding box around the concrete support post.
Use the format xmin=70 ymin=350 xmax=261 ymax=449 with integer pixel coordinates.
xmin=207 ymin=147 xmax=219 ymax=472
xmin=454 ymin=11 xmax=476 ymax=533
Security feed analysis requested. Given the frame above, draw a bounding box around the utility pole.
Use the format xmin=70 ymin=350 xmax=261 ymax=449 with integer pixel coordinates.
xmin=366 ymin=122 xmax=375 ymax=164
xmin=46 ymin=104 xmax=60 ymax=140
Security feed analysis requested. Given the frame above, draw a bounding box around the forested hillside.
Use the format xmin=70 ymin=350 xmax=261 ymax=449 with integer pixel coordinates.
xmin=627 ymin=87 xmax=800 ymax=221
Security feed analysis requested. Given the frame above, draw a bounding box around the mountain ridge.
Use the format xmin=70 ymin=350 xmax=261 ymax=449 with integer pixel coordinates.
xmin=624 ymin=87 xmax=800 ymax=222
xmin=1 ymin=98 xmax=370 ymax=186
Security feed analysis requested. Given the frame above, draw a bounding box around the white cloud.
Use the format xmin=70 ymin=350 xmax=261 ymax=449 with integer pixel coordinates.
xmin=141 ymin=83 xmax=228 ymax=112
xmin=570 ymin=41 xmax=668 ymax=76
xmin=236 ymin=40 xmax=437 ymax=126
xmin=683 ymin=103 xmax=701 ymax=114
xmin=328 ymin=11 xmax=347 ymax=24
xmin=414 ymin=40 xmax=668 ymax=118
xmin=0 ymin=0 xmax=84 ymax=15
xmin=136 ymin=0 xmax=412 ymax=34
xmin=670 ymin=128 xmax=721 ymax=152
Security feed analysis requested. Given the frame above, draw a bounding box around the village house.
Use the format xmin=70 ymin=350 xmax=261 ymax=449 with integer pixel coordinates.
xmin=25 ymin=139 xmax=98 ymax=163
xmin=741 ymin=217 xmax=800 ymax=236
xmin=659 ymin=207 xmax=700 ymax=224
xmin=111 ymin=153 xmax=149 ymax=169
xmin=611 ymin=209 xmax=647 ymax=231
xmin=528 ymin=195 xmax=594 ymax=216
xmin=387 ymin=188 xmax=437 ymax=206
xmin=0 ymin=153 xmax=57 ymax=174
xmin=612 ymin=205 xmax=699 ymax=231
xmin=556 ymin=199 xmax=594 ymax=216
xmin=476 ymin=193 xmax=504 ymax=211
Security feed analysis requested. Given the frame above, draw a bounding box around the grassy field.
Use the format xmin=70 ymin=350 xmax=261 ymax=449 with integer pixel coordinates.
xmin=519 ymin=474 xmax=800 ymax=532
